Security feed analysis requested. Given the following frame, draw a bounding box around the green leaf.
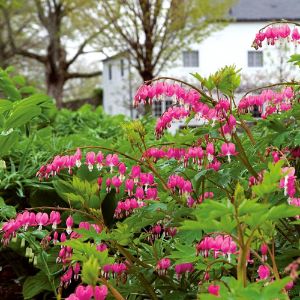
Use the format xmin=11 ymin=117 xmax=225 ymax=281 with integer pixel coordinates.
xmin=12 ymin=75 xmax=26 ymax=86
xmin=0 ymin=70 xmax=21 ymax=101
xmin=22 ymin=271 xmax=53 ymax=299
xmin=288 ymin=54 xmax=300 ymax=67
xmin=0 ymin=99 xmax=13 ymax=113
xmin=4 ymin=105 xmax=41 ymax=129
xmin=0 ymin=131 xmax=19 ymax=157
xmin=268 ymin=204 xmax=300 ymax=220
xmin=252 ymin=161 xmax=284 ymax=198
xmin=169 ymin=243 xmax=199 ymax=264
xmin=109 ymin=223 xmax=134 ymax=246
xmin=81 ymin=256 xmax=99 ymax=286
xmin=234 ymin=182 xmax=245 ymax=205
xmin=0 ymin=197 xmax=16 ymax=218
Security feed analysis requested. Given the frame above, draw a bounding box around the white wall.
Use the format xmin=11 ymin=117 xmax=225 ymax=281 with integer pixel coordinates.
xmin=103 ymin=57 xmax=135 ymax=117
xmin=163 ymin=22 xmax=299 ymax=83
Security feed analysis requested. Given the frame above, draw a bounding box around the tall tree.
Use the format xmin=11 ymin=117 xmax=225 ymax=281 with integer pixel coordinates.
xmin=0 ymin=0 xmax=105 ymax=107
xmin=101 ymin=0 xmax=235 ymax=82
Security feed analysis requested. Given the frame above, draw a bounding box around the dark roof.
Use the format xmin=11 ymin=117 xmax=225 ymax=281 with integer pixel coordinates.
xmin=229 ymin=0 xmax=300 ymax=21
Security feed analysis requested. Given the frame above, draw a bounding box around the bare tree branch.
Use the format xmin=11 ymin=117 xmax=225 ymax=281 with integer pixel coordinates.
xmin=67 ymin=32 xmax=102 ymax=67
xmin=66 ymin=70 xmax=102 ymax=80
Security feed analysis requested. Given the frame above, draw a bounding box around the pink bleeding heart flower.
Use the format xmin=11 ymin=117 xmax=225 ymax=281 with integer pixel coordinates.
xmin=66 ymin=216 xmax=73 ymax=235
xmin=285 ymin=281 xmax=294 ymax=291
xmin=118 ymin=163 xmax=126 ymax=181
xmin=74 ymin=148 xmax=82 ymax=168
xmin=86 ymin=152 xmax=96 ymax=171
xmin=97 ymin=177 xmax=103 ymax=189
xmin=94 ymin=285 xmax=108 ymax=300
xmin=35 ymin=212 xmax=49 ymax=230
xmin=106 ymin=154 xmax=119 ymax=172
xmin=220 ymin=143 xmax=237 ymax=162
xmin=135 ymin=186 xmax=145 ymax=201
xmin=208 ymin=284 xmax=220 ymax=297
xmin=261 ymin=243 xmax=268 ymax=261
xmin=73 ymin=262 xmax=81 ymax=280
xmin=131 ymin=165 xmax=141 ymax=182
xmin=146 ymin=188 xmax=158 ymax=200
xmin=206 ymin=143 xmax=214 ymax=162
xmin=96 ymin=151 xmax=104 ymax=170
xmin=156 ymin=258 xmax=171 ymax=276
xmin=112 ymin=176 xmax=122 ymax=193
xmin=49 ymin=211 xmax=61 ymax=230
xmin=125 ymin=179 xmax=134 ymax=196
xmin=258 ymin=265 xmax=270 ymax=280
xmin=96 ymin=243 xmax=108 ymax=252
xmin=75 ymin=285 xmax=93 ymax=300
xmin=79 ymin=222 xmax=90 ymax=230
xmin=106 ymin=178 xmax=112 ymax=193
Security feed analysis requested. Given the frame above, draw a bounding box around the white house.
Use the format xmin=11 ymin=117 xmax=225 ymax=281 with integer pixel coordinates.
xmin=102 ymin=0 xmax=300 ymax=120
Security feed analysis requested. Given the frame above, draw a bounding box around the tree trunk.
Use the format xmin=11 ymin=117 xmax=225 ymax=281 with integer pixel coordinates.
xmin=44 ymin=32 xmax=67 ymax=108
xmin=46 ymin=74 xmax=65 ymax=108
xmin=45 ymin=54 xmax=66 ymax=109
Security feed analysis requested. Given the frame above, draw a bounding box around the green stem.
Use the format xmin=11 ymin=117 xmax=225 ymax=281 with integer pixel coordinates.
xmin=237 ymin=245 xmax=247 ymax=287
xmin=233 ymin=133 xmax=258 ymax=178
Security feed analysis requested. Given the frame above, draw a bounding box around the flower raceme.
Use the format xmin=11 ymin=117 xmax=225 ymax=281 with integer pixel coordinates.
xmin=238 ymin=87 xmax=295 ymax=118
xmin=1 ymin=210 xmax=63 ymax=245
xmin=252 ymin=23 xmax=300 ymax=49
xmin=174 ymin=263 xmax=194 ymax=278
xmin=134 ymin=82 xmax=200 ymax=107
xmin=37 ymin=149 xmax=123 ymax=179
xmin=101 ymin=263 xmax=127 ymax=281
xmin=196 ymin=235 xmax=237 ymax=262
xmin=154 ymin=99 xmax=234 ymax=138
xmin=167 ymin=174 xmax=193 ymax=197
xmin=143 ymin=143 xmax=237 ymax=169
xmin=113 ymin=198 xmax=145 ymax=219
xmin=147 ymin=224 xmax=177 ymax=241
xmin=134 ymin=81 xmax=237 ymax=138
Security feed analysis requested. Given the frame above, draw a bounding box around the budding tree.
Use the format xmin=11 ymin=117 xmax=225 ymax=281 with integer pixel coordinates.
xmin=0 ymin=0 xmax=107 ymax=107
xmin=101 ymin=0 xmax=235 ymax=82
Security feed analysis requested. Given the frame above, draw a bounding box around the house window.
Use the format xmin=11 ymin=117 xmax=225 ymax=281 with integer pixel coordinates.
xmin=120 ymin=59 xmax=124 ymax=77
xmin=153 ymin=101 xmax=162 ymax=117
xmin=183 ymin=50 xmax=199 ymax=67
xmin=251 ymin=105 xmax=262 ymax=118
xmin=153 ymin=100 xmax=174 ymax=117
xmin=108 ymin=64 xmax=112 ymax=80
xmin=165 ymin=99 xmax=173 ymax=110
xmin=248 ymin=51 xmax=263 ymax=67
